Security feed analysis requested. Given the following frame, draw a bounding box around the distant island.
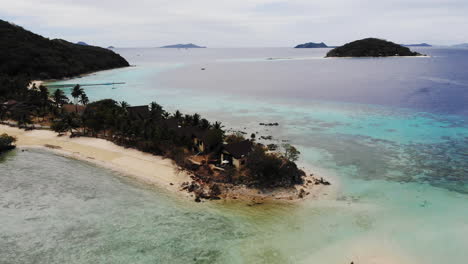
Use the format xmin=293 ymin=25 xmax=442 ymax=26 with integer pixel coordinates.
xmin=0 ymin=19 xmax=129 ymax=80
xmin=295 ymin=42 xmax=328 ymax=48
xmin=326 ymin=38 xmax=422 ymax=57
xmin=160 ymin=43 xmax=206 ymax=48
xmin=402 ymin=43 xmax=432 ymax=47
xmin=107 ymin=46 xmax=115 ymax=49
xmin=76 ymin=41 xmax=89 ymax=46
xmin=453 ymin=43 xmax=468 ymax=48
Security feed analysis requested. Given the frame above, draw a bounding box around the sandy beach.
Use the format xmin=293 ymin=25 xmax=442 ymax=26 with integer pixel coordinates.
xmin=1 ymin=124 xmax=333 ymax=202
xmin=1 ymin=124 xmax=193 ymax=197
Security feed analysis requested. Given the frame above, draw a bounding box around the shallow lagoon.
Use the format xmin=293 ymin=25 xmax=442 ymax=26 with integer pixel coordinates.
xmin=3 ymin=47 xmax=467 ymax=263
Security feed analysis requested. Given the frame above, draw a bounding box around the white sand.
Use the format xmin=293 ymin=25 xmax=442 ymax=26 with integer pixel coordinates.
xmin=1 ymin=125 xmax=193 ymax=197
xmin=28 ymin=80 xmax=43 ymax=89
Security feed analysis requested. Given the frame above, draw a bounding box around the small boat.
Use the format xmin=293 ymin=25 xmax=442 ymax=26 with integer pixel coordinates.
xmin=201 ymin=68 xmax=206 ymax=70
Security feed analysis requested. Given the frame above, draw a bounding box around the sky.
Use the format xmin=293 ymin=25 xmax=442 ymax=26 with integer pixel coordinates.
xmin=1 ymin=0 xmax=467 ymax=47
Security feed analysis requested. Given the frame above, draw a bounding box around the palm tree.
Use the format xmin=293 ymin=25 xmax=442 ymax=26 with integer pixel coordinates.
xmin=79 ymin=93 xmax=89 ymax=106
xmin=174 ymin=110 xmax=182 ymax=120
xmin=38 ymin=85 xmax=49 ymax=121
xmin=200 ymin=118 xmax=210 ymax=129
xmin=192 ymin=113 xmax=200 ymax=126
xmin=212 ymin=121 xmax=224 ymax=130
xmin=150 ymin=101 xmax=164 ymax=120
xmin=53 ymin=89 xmax=69 ymax=108
xmin=184 ymin=114 xmax=193 ymax=126
xmin=71 ymin=84 xmax=84 ymax=111
xmin=120 ymin=101 xmax=130 ymax=109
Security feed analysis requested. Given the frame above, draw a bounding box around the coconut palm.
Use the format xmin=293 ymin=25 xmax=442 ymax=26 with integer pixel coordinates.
xmin=212 ymin=121 xmax=224 ymax=130
xmin=120 ymin=101 xmax=130 ymax=109
xmin=71 ymin=84 xmax=84 ymax=112
xmin=52 ymin=89 xmax=69 ymax=108
xmin=192 ymin=113 xmax=201 ymax=126
xmin=184 ymin=114 xmax=193 ymax=125
xmin=79 ymin=93 xmax=89 ymax=106
xmin=174 ymin=110 xmax=182 ymax=120
xmin=200 ymin=118 xmax=210 ymax=129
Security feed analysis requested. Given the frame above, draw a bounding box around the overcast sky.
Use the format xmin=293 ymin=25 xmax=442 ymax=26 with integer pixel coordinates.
xmin=1 ymin=0 xmax=467 ymax=47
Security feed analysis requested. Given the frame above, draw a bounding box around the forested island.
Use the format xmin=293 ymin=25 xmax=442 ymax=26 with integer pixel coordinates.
xmin=295 ymin=42 xmax=328 ymax=48
xmin=0 ymin=19 xmax=129 ymax=80
xmin=326 ymin=38 xmax=422 ymax=57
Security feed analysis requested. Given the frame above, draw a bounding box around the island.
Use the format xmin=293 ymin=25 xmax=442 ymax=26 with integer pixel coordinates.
xmin=76 ymin=41 xmax=89 ymax=46
xmin=0 ymin=19 xmax=129 ymax=80
xmin=107 ymin=46 xmax=115 ymax=49
xmin=326 ymin=38 xmax=422 ymax=57
xmin=295 ymin=42 xmax=328 ymax=48
xmin=0 ymin=19 xmax=325 ymax=203
xmin=453 ymin=43 xmax=468 ymax=48
xmin=402 ymin=43 xmax=432 ymax=47
xmin=160 ymin=43 xmax=206 ymax=48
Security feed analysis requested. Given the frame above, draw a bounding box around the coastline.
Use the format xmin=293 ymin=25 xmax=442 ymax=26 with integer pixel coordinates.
xmin=0 ymin=124 xmax=333 ymax=203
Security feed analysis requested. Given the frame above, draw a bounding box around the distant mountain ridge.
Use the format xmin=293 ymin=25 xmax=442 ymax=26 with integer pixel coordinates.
xmin=160 ymin=43 xmax=206 ymax=48
xmin=76 ymin=41 xmax=89 ymax=46
xmin=0 ymin=19 xmax=129 ymax=79
xmin=453 ymin=43 xmax=468 ymax=48
xmin=403 ymin=43 xmax=432 ymax=47
xmin=295 ymin=42 xmax=328 ymax=48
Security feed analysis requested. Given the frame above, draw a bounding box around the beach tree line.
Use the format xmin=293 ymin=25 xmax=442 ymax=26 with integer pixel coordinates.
xmin=1 ymin=77 xmax=305 ymax=188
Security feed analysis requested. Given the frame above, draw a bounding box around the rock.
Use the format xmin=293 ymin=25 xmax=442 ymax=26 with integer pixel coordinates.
xmin=259 ymin=122 xmax=279 ymax=126
xmin=194 ymin=197 xmax=201 ymax=203
xmin=209 ymin=184 xmax=222 ymax=197
xmin=267 ymin=144 xmax=278 ymax=151
xmin=187 ymin=181 xmax=199 ymax=192
xmin=313 ymin=177 xmax=331 ymax=185
xmin=298 ymin=189 xmax=306 ymax=199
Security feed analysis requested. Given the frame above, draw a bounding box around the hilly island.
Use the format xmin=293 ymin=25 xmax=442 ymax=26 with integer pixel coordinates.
xmin=326 ymin=38 xmax=422 ymax=57
xmin=295 ymin=42 xmax=328 ymax=48
xmin=0 ymin=20 xmax=129 ymax=80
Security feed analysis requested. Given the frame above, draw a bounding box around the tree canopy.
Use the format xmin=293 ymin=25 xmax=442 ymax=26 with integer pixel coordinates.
xmin=326 ymin=38 xmax=422 ymax=57
xmin=0 ymin=19 xmax=129 ymax=80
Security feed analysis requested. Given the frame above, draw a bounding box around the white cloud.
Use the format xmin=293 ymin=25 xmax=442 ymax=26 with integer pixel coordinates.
xmin=0 ymin=0 xmax=467 ymax=47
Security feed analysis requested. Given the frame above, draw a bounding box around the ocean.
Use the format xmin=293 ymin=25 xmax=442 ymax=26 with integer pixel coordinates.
xmin=2 ymin=47 xmax=467 ymax=263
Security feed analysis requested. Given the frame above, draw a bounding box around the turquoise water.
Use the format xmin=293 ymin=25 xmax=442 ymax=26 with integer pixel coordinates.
xmin=3 ymin=48 xmax=467 ymax=263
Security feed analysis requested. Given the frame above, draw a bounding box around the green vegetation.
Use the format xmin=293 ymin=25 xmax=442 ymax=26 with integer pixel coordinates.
xmin=1 ymin=79 xmax=305 ymax=188
xmin=0 ymin=133 xmax=16 ymax=152
xmin=282 ymin=144 xmax=301 ymax=162
xmin=326 ymin=38 xmax=422 ymax=57
xmin=0 ymin=19 xmax=129 ymax=80
xmin=244 ymin=145 xmax=305 ymax=188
